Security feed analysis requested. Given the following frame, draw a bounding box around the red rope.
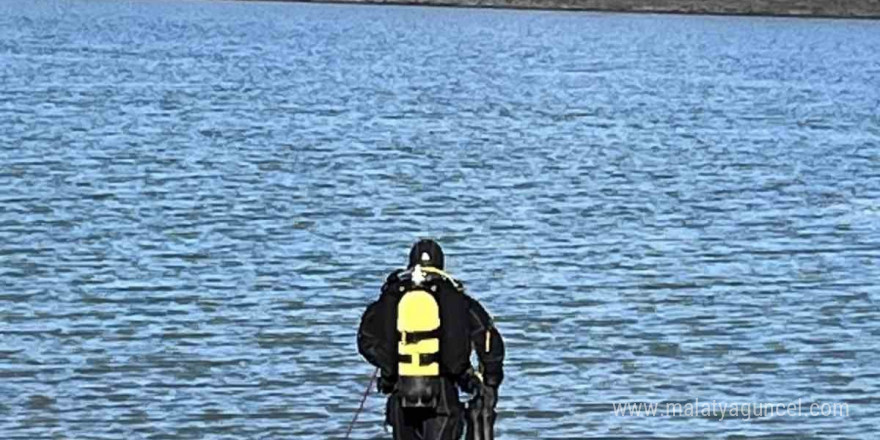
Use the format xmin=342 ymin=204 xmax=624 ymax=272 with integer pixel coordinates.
xmin=345 ymin=367 xmax=379 ymax=439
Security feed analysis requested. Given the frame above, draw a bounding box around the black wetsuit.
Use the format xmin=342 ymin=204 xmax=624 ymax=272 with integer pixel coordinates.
xmin=358 ymin=269 xmax=505 ymax=440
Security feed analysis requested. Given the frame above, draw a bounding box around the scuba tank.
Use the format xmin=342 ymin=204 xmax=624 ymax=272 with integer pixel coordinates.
xmin=396 ymin=265 xmax=442 ymax=408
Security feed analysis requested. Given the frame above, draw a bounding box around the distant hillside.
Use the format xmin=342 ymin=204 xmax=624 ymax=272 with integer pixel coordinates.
xmin=294 ymin=0 xmax=880 ymax=18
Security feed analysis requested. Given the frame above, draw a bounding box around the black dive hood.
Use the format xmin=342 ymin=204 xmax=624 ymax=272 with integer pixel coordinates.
xmin=408 ymin=239 xmax=444 ymax=270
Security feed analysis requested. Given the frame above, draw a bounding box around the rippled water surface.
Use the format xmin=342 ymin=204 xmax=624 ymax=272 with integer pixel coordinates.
xmin=2 ymin=1 xmax=880 ymax=438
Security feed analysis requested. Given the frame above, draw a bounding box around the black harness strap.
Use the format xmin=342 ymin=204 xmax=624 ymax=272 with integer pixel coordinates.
xmin=398 ymin=352 xmax=440 ymax=366
xmin=397 ymin=328 xmax=441 ymax=345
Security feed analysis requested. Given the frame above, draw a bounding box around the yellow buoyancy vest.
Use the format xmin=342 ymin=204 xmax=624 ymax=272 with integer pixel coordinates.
xmin=396 ymin=264 xmax=448 ymax=377
xmin=395 ymin=265 xmax=466 ymax=377
xmin=397 ymin=288 xmax=440 ymax=376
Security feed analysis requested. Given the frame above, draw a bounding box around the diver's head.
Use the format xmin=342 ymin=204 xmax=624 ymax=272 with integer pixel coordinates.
xmin=408 ymin=239 xmax=444 ymax=270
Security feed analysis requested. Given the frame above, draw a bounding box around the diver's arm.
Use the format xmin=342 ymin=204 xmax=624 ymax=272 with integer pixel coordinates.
xmin=466 ymin=296 xmax=505 ymax=388
xmin=356 ymin=299 xmax=395 ymax=376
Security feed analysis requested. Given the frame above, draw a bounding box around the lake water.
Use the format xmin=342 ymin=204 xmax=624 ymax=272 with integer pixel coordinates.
xmin=1 ymin=1 xmax=879 ymax=438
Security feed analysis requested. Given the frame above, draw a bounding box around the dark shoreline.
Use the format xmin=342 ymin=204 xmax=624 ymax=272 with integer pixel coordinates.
xmin=241 ymin=0 xmax=880 ymax=20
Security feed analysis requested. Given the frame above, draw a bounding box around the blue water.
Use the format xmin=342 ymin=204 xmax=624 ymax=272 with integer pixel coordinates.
xmin=1 ymin=1 xmax=879 ymax=438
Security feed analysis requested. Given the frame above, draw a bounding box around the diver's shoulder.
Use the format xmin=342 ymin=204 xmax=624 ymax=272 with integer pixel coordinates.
xmin=379 ymin=268 xmax=407 ymax=296
xmin=384 ymin=268 xmax=406 ymax=284
xmin=443 ymin=275 xmax=466 ymax=293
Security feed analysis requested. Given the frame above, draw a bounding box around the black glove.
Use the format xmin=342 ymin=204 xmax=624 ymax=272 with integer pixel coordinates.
xmin=377 ymin=373 xmax=397 ymax=394
xmin=458 ymin=370 xmax=482 ymax=395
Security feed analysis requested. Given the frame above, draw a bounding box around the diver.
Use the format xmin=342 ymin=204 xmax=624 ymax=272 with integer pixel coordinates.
xmin=357 ymin=239 xmax=505 ymax=440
